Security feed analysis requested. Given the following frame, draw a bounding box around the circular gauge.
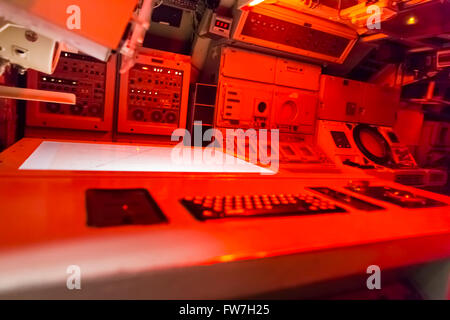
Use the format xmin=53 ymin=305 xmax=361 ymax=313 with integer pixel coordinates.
xmin=70 ymin=104 xmax=83 ymax=115
xmin=353 ymin=124 xmax=392 ymax=165
xmin=46 ymin=103 xmax=60 ymax=113
xmin=278 ymin=100 xmax=298 ymax=123
xmin=165 ymin=112 xmax=177 ymax=124
xmin=88 ymin=105 xmax=101 ymax=117
xmin=150 ymin=110 xmax=163 ymax=122
xmin=132 ymin=109 xmax=145 ymax=121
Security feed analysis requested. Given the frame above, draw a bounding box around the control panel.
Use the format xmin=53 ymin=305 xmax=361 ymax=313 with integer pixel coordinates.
xmin=241 ymin=12 xmax=350 ymax=58
xmin=26 ymin=52 xmax=115 ymax=132
xmin=272 ymin=86 xmax=317 ymax=134
xmin=216 ymin=77 xmax=273 ymax=129
xmin=209 ymin=13 xmax=233 ymax=39
xmin=127 ymin=64 xmax=183 ymax=124
xmin=346 ymin=183 xmax=447 ymax=209
xmin=216 ymin=48 xmax=320 ymax=136
xmin=316 ymin=120 xmax=431 ymax=186
xmin=318 ymin=120 xmax=419 ymax=169
xmin=220 ymin=47 xmax=321 ymax=91
xmin=216 ymin=77 xmax=317 ymax=134
xmin=330 ymin=131 xmax=352 ymax=148
xmin=378 ymin=127 xmax=417 ymax=168
xmin=279 ymin=142 xmax=324 ymax=163
xmin=118 ymin=48 xmax=190 ymax=136
xmin=319 ymin=75 xmax=400 ymax=126
xmin=232 ymin=6 xmax=357 ymax=64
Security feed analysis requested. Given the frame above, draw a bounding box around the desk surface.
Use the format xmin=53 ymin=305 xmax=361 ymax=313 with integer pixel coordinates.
xmin=0 ymin=138 xmax=449 ymax=299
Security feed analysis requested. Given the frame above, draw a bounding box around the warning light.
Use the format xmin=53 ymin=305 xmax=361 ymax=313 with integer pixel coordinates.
xmin=406 ymin=16 xmax=417 ymax=25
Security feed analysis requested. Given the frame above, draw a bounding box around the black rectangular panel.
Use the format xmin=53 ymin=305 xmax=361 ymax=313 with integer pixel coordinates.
xmin=86 ymin=189 xmax=168 ymax=227
xmin=195 ymin=84 xmax=217 ymax=106
xmin=345 ymin=186 xmax=447 ymax=208
xmin=151 ymin=5 xmax=183 ymax=27
xmin=194 ymin=105 xmax=215 ymax=124
xmin=331 ymin=131 xmax=351 ymax=148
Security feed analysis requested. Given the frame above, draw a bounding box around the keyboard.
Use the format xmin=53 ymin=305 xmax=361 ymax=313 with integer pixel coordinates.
xmin=181 ymin=192 xmax=347 ymax=221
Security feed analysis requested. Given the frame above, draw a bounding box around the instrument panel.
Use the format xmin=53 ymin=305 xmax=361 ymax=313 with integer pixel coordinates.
xmin=346 ymin=185 xmax=447 ymax=209
xmin=127 ymin=64 xmax=183 ymax=125
xmin=26 ymin=52 xmax=116 ymax=132
xmin=118 ymin=48 xmax=190 ymax=136
xmin=232 ymin=6 xmax=357 ymax=64
xmin=317 ymin=120 xmax=432 ymax=186
xmin=216 ymin=47 xmax=320 ymax=135
xmin=215 ymin=77 xmax=318 ymax=134
xmin=241 ymin=12 xmax=351 ymax=58
xmin=272 ymin=86 xmax=317 ymax=134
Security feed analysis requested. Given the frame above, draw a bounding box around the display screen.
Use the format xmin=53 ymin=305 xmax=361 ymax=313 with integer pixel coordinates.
xmin=215 ymin=20 xmax=230 ymax=30
xmin=330 ymin=131 xmax=351 ymax=148
xmin=359 ymin=130 xmax=387 ymax=158
xmin=19 ymin=141 xmax=273 ymax=173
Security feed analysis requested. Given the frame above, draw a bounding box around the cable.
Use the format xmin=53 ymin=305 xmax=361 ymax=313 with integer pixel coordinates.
xmin=153 ymin=0 xmax=163 ymax=9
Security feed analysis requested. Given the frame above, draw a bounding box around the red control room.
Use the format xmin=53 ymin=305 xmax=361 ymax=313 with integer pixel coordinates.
xmin=0 ymin=0 xmax=449 ymax=301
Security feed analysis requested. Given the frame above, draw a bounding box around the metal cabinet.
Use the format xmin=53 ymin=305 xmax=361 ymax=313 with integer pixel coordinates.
xmin=319 ymin=75 xmax=399 ymax=126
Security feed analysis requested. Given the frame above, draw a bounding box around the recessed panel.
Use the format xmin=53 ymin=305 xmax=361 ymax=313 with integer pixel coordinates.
xmin=86 ymin=189 xmax=167 ymax=227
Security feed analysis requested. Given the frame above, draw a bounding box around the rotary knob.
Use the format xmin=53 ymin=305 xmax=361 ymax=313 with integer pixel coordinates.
xmin=46 ymin=103 xmax=60 ymax=113
xmin=165 ymin=112 xmax=177 ymax=124
xmin=70 ymin=104 xmax=83 ymax=115
xmin=88 ymin=105 xmax=102 ymax=116
xmin=132 ymin=109 xmax=145 ymax=121
xmin=150 ymin=110 xmax=163 ymax=122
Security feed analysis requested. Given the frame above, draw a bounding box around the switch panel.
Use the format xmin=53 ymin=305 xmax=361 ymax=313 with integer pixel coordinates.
xmin=232 ymin=6 xmax=357 ymax=64
xmin=26 ymin=52 xmax=116 ymax=131
xmin=127 ymin=64 xmax=183 ymax=125
xmin=216 ymin=77 xmax=273 ymax=129
xmin=241 ymin=12 xmax=350 ymax=58
xmin=118 ymin=48 xmax=191 ymax=136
